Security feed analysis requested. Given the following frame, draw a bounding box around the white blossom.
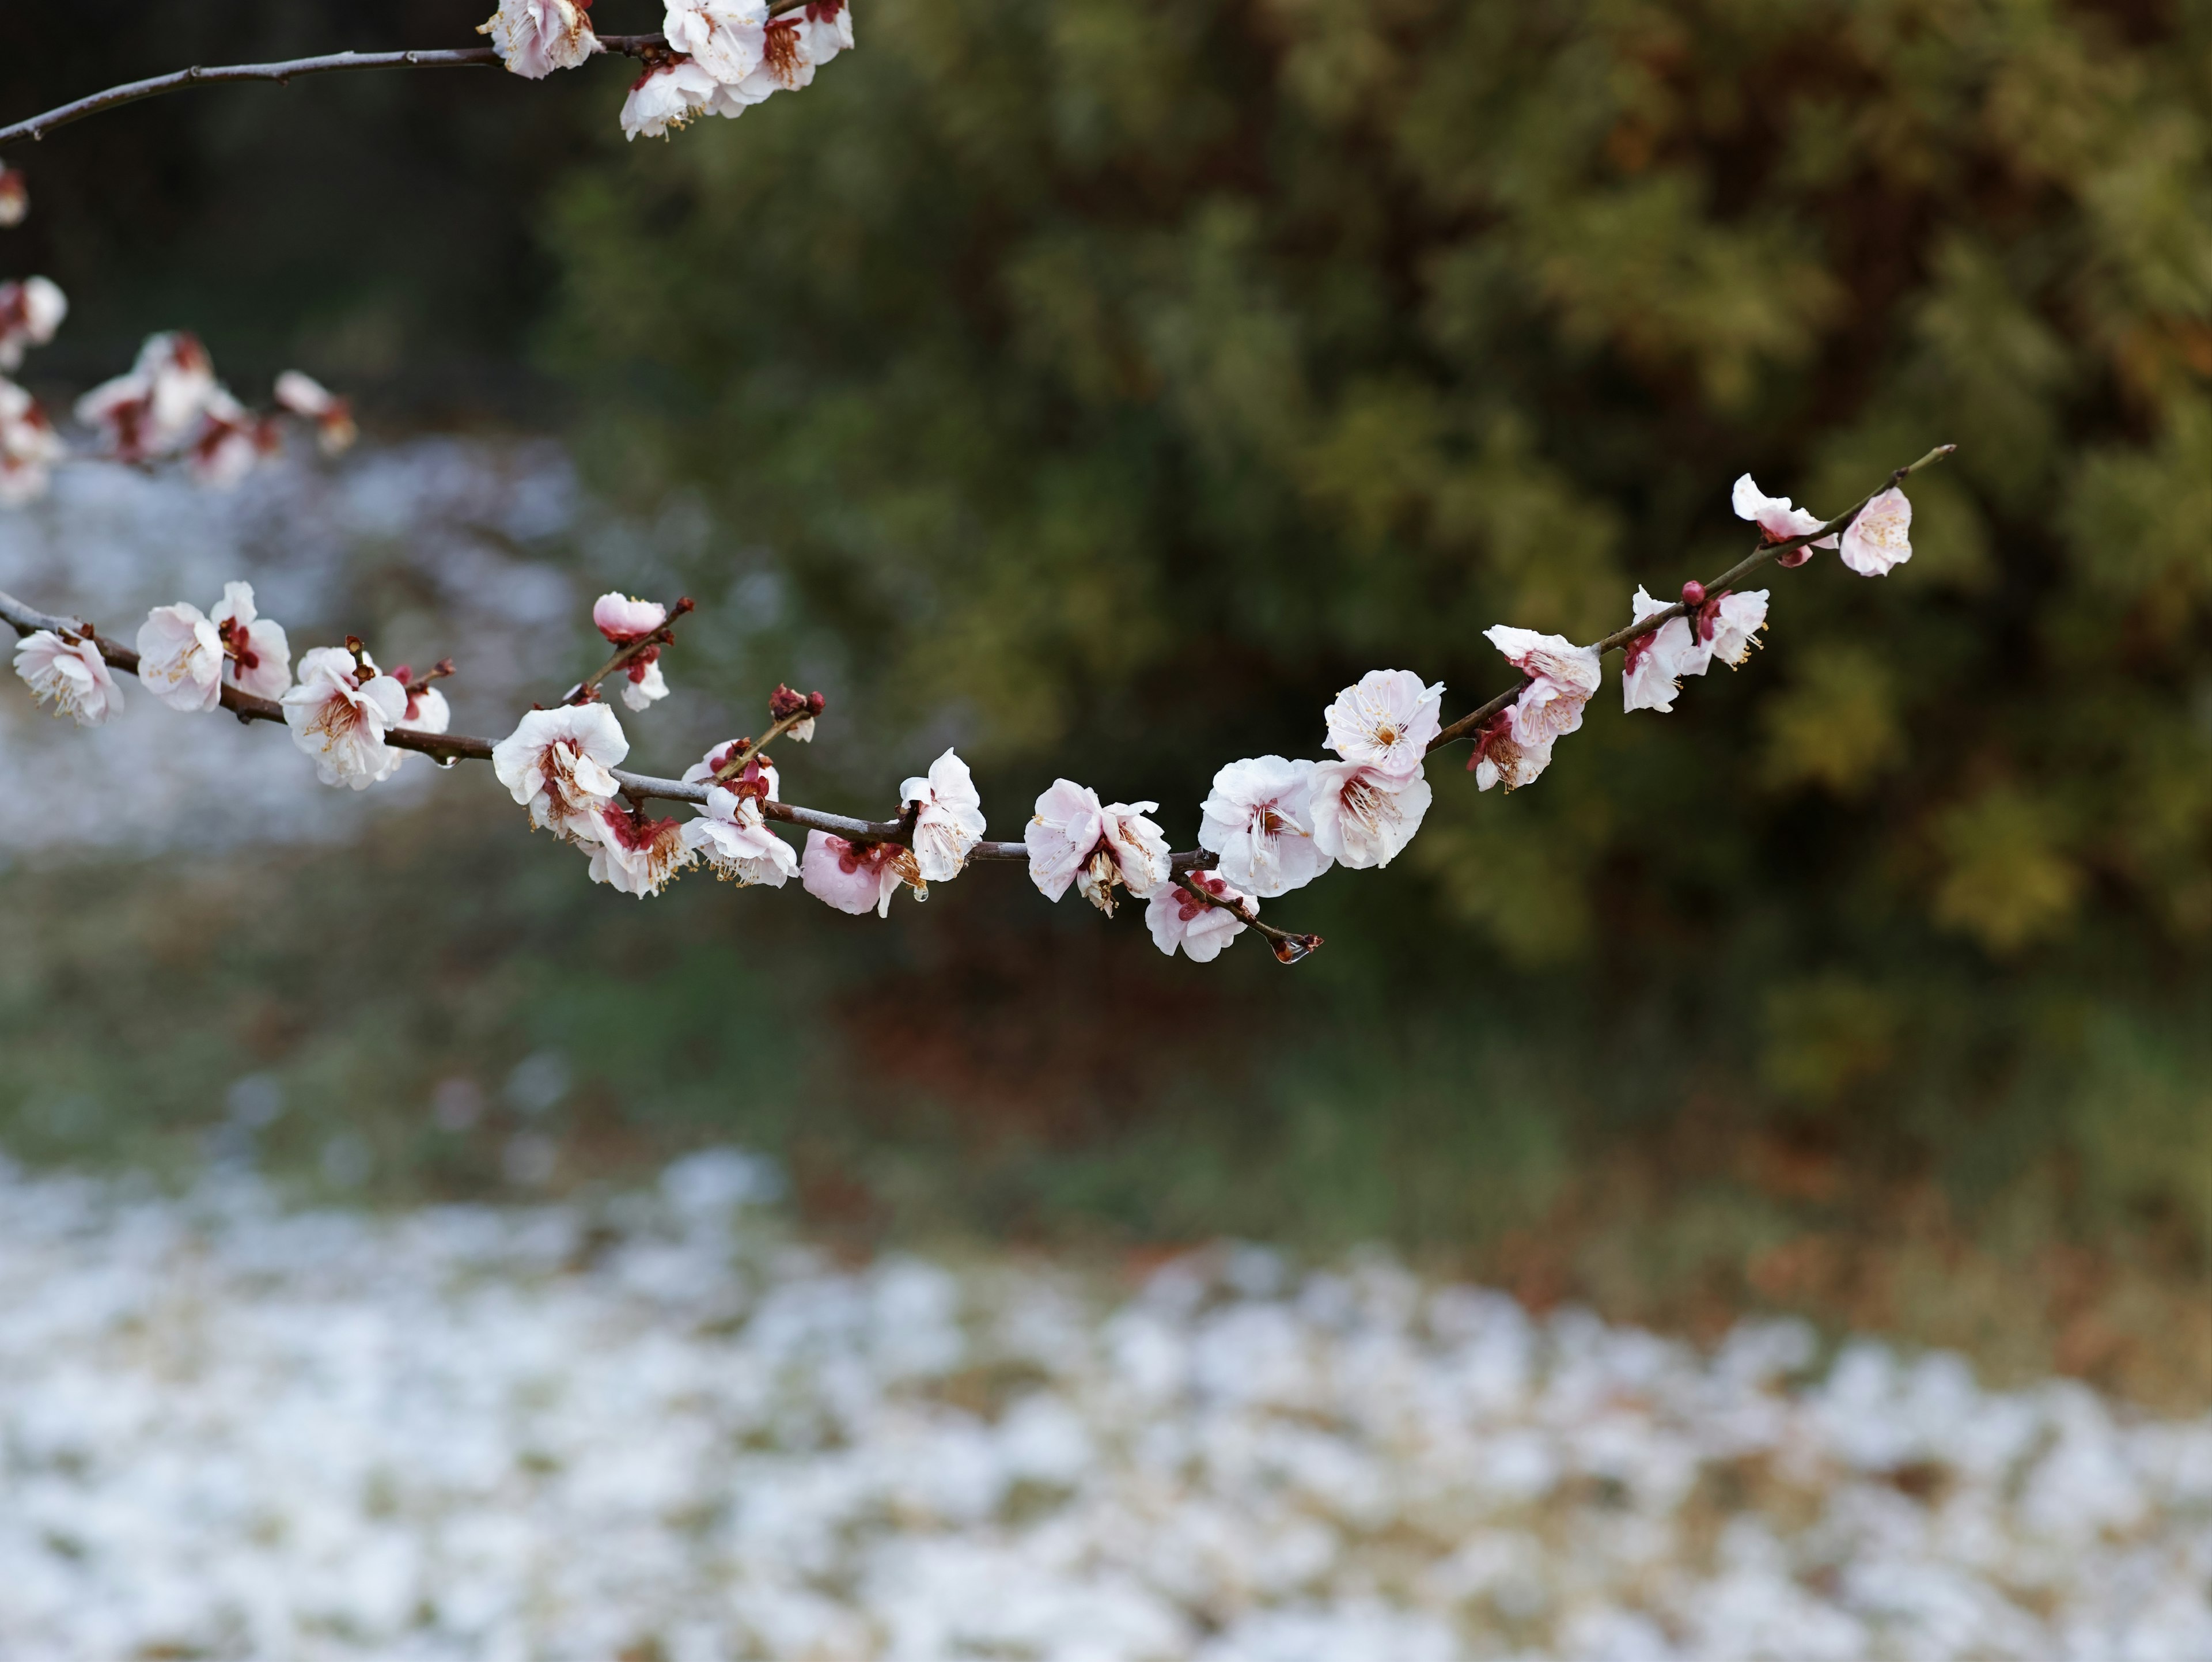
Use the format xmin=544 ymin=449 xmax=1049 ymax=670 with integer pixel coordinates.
xmin=13 ymin=629 xmax=123 ymax=726
xmin=664 ymin=0 xmax=768 ymax=82
xmin=622 ymin=58 xmax=721 ymax=139
xmin=1839 ymin=488 xmax=1912 ymax=577
xmin=77 ymin=333 xmax=218 ymax=461
xmin=0 ymin=378 xmax=66 ymax=506
xmin=1622 ymin=586 xmax=1695 ymax=714
xmin=272 ymin=370 xmax=356 ymax=455
xmin=683 ymin=788 xmax=800 ymax=887
xmin=900 ymin=748 xmax=987 ymax=883
xmin=593 ymin=592 xmax=668 ymax=643
xmin=584 ymin=805 xmax=695 ymax=897
xmin=187 ymin=391 xmax=278 ymax=491
xmin=1698 ymin=589 xmax=1770 ymax=669
xmin=396 ymin=678 xmax=450 ymax=735
xmin=0 ymin=277 xmax=66 ymax=372
xmin=491 ymin=703 xmax=630 ymax=836
xmin=209 ymin=582 xmax=292 ymax=701
xmin=620 ymin=657 xmax=670 ymax=712
xmin=1732 ymin=474 xmax=1838 ymax=564
xmin=478 ymin=0 xmax=597 ymax=78
xmin=1146 ymin=870 xmax=1252 ymax=963
xmin=1198 ymin=755 xmax=1331 ymax=897
xmin=1026 ymin=780 xmax=1168 ymax=914
xmin=1323 ymin=669 xmax=1443 ymax=774
xmin=802 ymin=830 xmax=924 ymax=917
xmin=1309 ymin=760 xmax=1431 ymax=869
xmin=708 ymin=4 xmax=848 ymax=115
xmin=1483 ymin=624 xmax=1600 ymax=775
xmin=135 ymin=603 xmax=226 ymax=713
xmin=280 ymin=646 xmax=408 ymax=789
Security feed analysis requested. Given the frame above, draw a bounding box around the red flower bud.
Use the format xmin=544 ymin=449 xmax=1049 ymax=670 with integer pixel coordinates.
xmin=1680 ymin=581 xmax=1706 ymax=608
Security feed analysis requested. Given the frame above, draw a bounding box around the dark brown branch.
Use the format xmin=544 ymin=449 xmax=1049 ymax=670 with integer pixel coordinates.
xmin=1426 ymin=445 xmax=1956 ymax=754
xmin=0 ymin=13 xmax=808 ymax=150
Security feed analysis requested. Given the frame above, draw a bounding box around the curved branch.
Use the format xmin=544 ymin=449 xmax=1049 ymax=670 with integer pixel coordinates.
xmin=0 ymin=13 xmax=808 ymax=150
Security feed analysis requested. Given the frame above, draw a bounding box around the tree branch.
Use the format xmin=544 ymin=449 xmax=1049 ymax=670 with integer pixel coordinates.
xmin=0 ymin=12 xmax=809 ymax=150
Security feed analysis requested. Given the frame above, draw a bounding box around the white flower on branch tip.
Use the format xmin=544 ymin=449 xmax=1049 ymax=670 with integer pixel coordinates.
xmin=683 ymin=787 xmax=800 ymax=887
xmin=77 ymin=332 xmax=217 ymax=461
xmin=0 ymin=378 xmax=66 ymax=506
xmin=620 ymin=657 xmax=669 ymax=711
xmin=1147 ymin=871 xmax=1252 ymax=963
xmin=1025 ymin=780 xmax=1170 ymax=915
xmin=13 ymin=630 xmax=123 ymax=726
xmin=1622 ymin=587 xmax=1696 ymax=714
xmin=281 ymin=646 xmax=408 ymax=790
xmin=622 ymin=57 xmax=721 ymax=139
xmin=0 ymin=278 xmax=66 ymax=373
xmin=1324 ymin=669 xmax=1444 ymax=774
xmin=1309 ymin=759 xmax=1431 ymax=869
xmin=492 ymin=702 xmax=630 ymax=837
xmin=135 ymin=603 xmax=225 ymax=713
xmin=272 ymin=370 xmax=357 ymax=456
xmin=584 ymin=805 xmax=695 ymax=898
xmin=802 ymin=830 xmax=925 ymax=917
xmin=593 ymin=592 xmax=667 ymax=643
xmin=664 ymin=0 xmax=769 ymax=84
xmin=478 ymin=0 xmax=597 ymax=79
xmin=1732 ymin=474 xmax=1838 ymax=566
xmin=1839 ymin=488 xmax=1912 ymax=577
xmin=1198 ymin=755 xmax=1330 ymax=897
xmin=900 ymin=748 xmax=986 ymax=883
xmin=713 ymin=2 xmax=848 ymax=113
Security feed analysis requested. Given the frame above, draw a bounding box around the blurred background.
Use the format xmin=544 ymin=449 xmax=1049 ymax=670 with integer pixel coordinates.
xmin=2 ymin=0 xmax=2207 ymax=1414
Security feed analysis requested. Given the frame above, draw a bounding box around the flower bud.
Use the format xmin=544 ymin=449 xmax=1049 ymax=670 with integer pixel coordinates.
xmin=1680 ymin=581 xmax=1706 ymax=608
xmin=769 ymin=683 xmax=809 ymax=721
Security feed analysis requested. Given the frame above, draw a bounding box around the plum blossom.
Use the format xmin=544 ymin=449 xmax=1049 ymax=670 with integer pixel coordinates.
xmin=13 ymin=629 xmax=123 ymax=726
xmin=1198 ymin=755 xmax=1330 ymax=897
xmin=1839 ymin=488 xmax=1912 ymax=577
xmin=709 ymin=1 xmax=847 ymax=115
xmin=1324 ymin=670 xmax=1443 ymax=775
xmin=492 ymin=703 xmax=630 ymax=837
xmin=273 ymin=370 xmax=357 ymax=456
xmin=1471 ymin=626 xmax=1601 ymax=792
xmin=478 ymin=0 xmax=597 ymax=79
xmin=0 ymin=278 xmax=66 ymax=372
xmin=802 ymin=830 xmax=924 ymax=917
xmin=1621 ymin=587 xmax=1696 ymax=714
xmin=593 ymin=593 xmax=668 ymax=644
xmin=392 ymin=667 xmax=451 ymax=735
xmin=1025 ymin=780 xmax=1170 ymax=915
xmin=210 ymin=582 xmax=291 ymax=700
xmin=280 ymin=646 xmax=408 ymax=789
xmin=0 ymin=378 xmax=66 ymax=506
xmin=683 ymin=740 xmax=777 ymax=794
xmin=664 ymin=0 xmax=768 ymax=82
xmin=622 ymin=56 xmax=721 ymax=139
xmin=1309 ymin=760 xmax=1431 ymax=869
xmin=585 ymin=805 xmax=695 ymax=897
xmin=1146 ymin=870 xmax=1252 ymax=963
xmin=621 ymin=657 xmax=669 ymax=711
xmin=790 ymin=0 xmax=854 ymax=68
xmin=135 ymin=603 xmax=226 ymax=713
xmin=77 ymin=333 xmax=217 ymax=461
xmin=187 ymin=391 xmax=280 ymax=490
xmin=0 ymin=169 xmax=25 ymax=229
xmin=900 ymin=748 xmax=986 ymax=883
xmin=1695 ymin=589 xmax=1770 ymax=668
xmin=683 ymin=785 xmax=800 ymax=887
xmin=770 ymin=683 xmax=824 ymax=741
xmin=1733 ymin=474 xmax=1838 ymax=567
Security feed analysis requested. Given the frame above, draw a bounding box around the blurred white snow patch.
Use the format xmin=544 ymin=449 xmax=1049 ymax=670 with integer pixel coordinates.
xmin=0 ymin=1160 xmax=2207 ymax=1661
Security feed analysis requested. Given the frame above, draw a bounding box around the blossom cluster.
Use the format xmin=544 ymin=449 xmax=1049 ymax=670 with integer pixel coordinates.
xmin=8 ymin=468 xmax=1919 ymax=966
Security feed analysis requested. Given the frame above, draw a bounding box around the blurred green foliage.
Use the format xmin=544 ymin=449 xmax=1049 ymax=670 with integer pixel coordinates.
xmin=3 ymin=1 xmax=2209 ymax=1392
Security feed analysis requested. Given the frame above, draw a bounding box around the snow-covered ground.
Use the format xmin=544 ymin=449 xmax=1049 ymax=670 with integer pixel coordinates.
xmin=1 ymin=1153 xmax=2207 ymax=1662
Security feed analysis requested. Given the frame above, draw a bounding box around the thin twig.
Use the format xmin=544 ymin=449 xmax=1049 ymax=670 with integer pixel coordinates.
xmin=0 ymin=11 xmax=809 ymax=150
xmin=1173 ymin=873 xmax=1323 ymax=964
xmin=565 ymin=598 xmax=692 ymax=706
xmin=1426 ymin=445 xmax=1957 ymax=753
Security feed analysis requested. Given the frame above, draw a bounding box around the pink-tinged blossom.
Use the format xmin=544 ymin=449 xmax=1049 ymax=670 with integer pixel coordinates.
xmin=1024 ymin=779 xmax=1169 ymax=915
xmin=802 ymin=830 xmax=924 ymax=917
xmin=1695 ymin=589 xmax=1770 ymax=669
xmin=1483 ymin=624 xmax=1600 ymax=772
xmin=664 ymin=0 xmax=768 ymax=82
xmin=683 ymin=787 xmax=800 ymax=887
xmin=77 ymin=333 xmax=217 ymax=461
xmin=1839 ymin=488 xmax=1912 ymax=577
xmin=1309 ymin=759 xmax=1432 ymax=869
xmin=1732 ymin=474 xmax=1838 ymax=566
xmin=1198 ymin=755 xmax=1330 ymax=897
xmin=1146 ymin=870 xmax=1252 ymax=963
xmin=585 ymin=805 xmax=695 ymax=898
xmin=13 ymin=630 xmax=123 ymax=726
xmin=1026 ymin=779 xmax=1105 ymax=902
xmin=187 ymin=391 xmax=280 ymax=490
xmin=1485 ymin=626 xmax=1604 ymax=698
xmin=272 ymin=370 xmax=357 ymax=455
xmin=1621 ymin=587 xmax=1696 ymax=714
xmin=900 ymin=748 xmax=986 ymax=883
xmin=478 ymin=0 xmax=598 ymax=78
xmin=135 ymin=602 xmax=226 ymax=713
xmin=710 ymin=3 xmax=843 ymax=113
xmin=622 ymin=57 xmax=721 ymax=139
xmin=281 ymin=646 xmax=408 ymax=789
xmin=0 ymin=278 xmax=65 ymax=373
xmin=791 ymin=0 xmax=854 ymax=65
xmin=391 ymin=668 xmax=451 ymax=735
xmin=0 ymin=169 xmax=25 ymax=229
xmin=683 ymin=741 xmax=781 ymax=798
xmin=210 ymin=582 xmax=292 ymax=700
xmin=620 ymin=655 xmax=669 ymax=712
xmin=1324 ymin=669 xmax=1444 ymax=775
xmin=0 ymin=379 xmax=66 ymax=506
xmin=593 ymin=592 xmax=668 ymax=644
xmin=491 ymin=703 xmax=630 ymax=836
